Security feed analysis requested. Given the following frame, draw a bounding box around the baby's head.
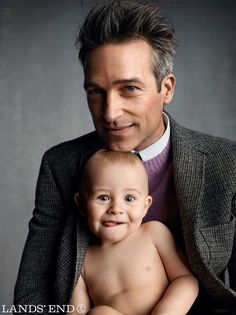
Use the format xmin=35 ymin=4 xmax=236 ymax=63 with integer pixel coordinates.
xmin=75 ymin=150 xmax=152 ymax=244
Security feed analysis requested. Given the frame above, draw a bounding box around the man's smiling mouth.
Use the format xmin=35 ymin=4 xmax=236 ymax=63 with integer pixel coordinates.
xmin=105 ymin=125 xmax=134 ymax=135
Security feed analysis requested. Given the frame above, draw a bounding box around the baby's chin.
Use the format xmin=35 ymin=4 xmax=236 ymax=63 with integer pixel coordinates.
xmin=97 ymin=225 xmax=140 ymax=245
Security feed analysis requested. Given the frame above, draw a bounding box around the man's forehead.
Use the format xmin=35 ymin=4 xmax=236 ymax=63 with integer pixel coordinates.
xmin=83 ymin=40 xmax=153 ymax=70
xmin=83 ymin=41 xmax=154 ymax=87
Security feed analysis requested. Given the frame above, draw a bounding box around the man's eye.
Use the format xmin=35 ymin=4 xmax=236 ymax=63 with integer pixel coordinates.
xmin=126 ymin=86 xmax=137 ymax=92
xmin=98 ymin=195 xmax=109 ymax=201
xmin=125 ymin=195 xmax=135 ymax=202
xmin=122 ymin=86 xmax=141 ymax=97
xmin=87 ymin=88 xmax=103 ymax=97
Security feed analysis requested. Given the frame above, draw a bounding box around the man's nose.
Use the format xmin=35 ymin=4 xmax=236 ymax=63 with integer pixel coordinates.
xmin=103 ymin=93 xmax=124 ymax=123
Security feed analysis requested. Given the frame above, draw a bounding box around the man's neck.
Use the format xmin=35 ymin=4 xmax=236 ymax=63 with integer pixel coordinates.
xmin=137 ymin=112 xmax=170 ymax=161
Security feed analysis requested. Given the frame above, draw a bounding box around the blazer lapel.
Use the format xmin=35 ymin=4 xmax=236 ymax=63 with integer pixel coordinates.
xmin=53 ymin=209 xmax=78 ymax=304
xmin=53 ymin=209 xmax=89 ymax=305
xmin=170 ymin=117 xmax=206 ymax=262
xmin=53 ymin=150 xmax=97 ymax=305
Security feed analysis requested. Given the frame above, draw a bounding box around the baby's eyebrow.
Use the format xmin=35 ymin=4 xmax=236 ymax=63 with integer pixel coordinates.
xmin=123 ymin=188 xmax=142 ymax=195
xmin=90 ymin=188 xmax=110 ymax=193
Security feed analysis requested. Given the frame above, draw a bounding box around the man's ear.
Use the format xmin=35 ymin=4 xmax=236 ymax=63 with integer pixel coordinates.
xmin=143 ymin=195 xmax=153 ymax=217
xmin=74 ymin=192 xmax=86 ymax=216
xmin=161 ymin=73 xmax=176 ymax=105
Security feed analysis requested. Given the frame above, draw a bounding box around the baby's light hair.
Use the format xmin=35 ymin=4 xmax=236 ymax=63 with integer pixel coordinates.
xmin=79 ymin=149 xmax=149 ymax=195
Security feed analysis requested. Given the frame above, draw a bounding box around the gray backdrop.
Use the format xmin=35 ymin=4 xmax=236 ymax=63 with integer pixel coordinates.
xmin=1 ymin=0 xmax=235 ymax=311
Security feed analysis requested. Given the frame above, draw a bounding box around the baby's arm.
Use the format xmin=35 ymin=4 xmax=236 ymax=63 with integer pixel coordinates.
xmin=69 ymin=276 xmax=123 ymax=315
xmin=146 ymin=221 xmax=199 ymax=315
xmin=69 ymin=273 xmax=91 ymax=315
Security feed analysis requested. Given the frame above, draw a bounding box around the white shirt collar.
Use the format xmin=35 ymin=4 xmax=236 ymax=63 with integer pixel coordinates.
xmin=132 ymin=112 xmax=170 ymax=161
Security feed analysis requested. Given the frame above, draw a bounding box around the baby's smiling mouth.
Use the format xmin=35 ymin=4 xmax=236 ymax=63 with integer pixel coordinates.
xmin=102 ymin=221 xmax=125 ymax=227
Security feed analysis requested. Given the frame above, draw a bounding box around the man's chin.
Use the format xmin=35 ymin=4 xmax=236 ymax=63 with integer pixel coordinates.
xmin=98 ymin=132 xmax=138 ymax=151
xmin=107 ymin=141 xmax=136 ymax=152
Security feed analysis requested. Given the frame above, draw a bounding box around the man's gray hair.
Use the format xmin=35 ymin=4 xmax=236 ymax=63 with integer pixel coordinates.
xmin=76 ymin=0 xmax=177 ymax=91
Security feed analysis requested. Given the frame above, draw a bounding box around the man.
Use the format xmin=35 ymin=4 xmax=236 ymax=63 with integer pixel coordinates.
xmin=14 ymin=1 xmax=236 ymax=314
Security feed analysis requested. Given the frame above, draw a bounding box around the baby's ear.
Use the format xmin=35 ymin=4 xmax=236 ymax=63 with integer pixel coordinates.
xmin=143 ymin=195 xmax=152 ymax=217
xmin=74 ymin=192 xmax=86 ymax=217
xmin=74 ymin=192 xmax=80 ymax=207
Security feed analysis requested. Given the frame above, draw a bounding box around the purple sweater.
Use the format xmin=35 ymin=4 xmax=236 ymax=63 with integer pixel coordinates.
xmin=142 ymin=140 xmax=184 ymax=246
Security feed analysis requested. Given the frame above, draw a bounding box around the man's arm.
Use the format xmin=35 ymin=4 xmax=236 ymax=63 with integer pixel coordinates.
xmin=228 ymin=192 xmax=236 ymax=291
xmin=14 ymin=152 xmax=67 ymax=310
xmin=146 ymin=221 xmax=199 ymax=315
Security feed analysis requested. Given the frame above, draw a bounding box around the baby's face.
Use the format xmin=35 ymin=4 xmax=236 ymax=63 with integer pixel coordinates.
xmin=82 ymin=162 xmax=152 ymax=245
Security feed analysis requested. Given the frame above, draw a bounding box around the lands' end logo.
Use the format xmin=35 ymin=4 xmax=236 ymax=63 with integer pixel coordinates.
xmin=1 ymin=304 xmax=86 ymax=313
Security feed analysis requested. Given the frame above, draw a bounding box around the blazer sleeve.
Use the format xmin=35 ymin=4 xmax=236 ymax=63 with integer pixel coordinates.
xmin=228 ymin=192 xmax=236 ymax=291
xmin=14 ymin=152 xmax=67 ymax=311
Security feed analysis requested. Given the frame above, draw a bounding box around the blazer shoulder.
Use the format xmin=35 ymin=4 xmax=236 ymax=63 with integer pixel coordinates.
xmin=186 ymin=128 xmax=235 ymax=154
xmin=169 ymin=115 xmax=236 ymax=156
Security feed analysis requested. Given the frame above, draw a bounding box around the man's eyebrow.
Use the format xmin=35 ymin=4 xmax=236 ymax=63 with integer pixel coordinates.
xmin=84 ymin=82 xmax=99 ymax=89
xmin=84 ymin=77 xmax=144 ymax=89
xmin=112 ymin=78 xmax=145 ymax=86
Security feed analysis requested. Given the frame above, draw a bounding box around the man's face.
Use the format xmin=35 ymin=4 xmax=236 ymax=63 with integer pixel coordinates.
xmin=84 ymin=39 xmax=175 ymax=151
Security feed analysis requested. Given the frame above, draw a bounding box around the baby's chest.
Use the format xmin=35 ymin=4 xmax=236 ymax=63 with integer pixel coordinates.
xmin=84 ymin=243 xmax=167 ymax=297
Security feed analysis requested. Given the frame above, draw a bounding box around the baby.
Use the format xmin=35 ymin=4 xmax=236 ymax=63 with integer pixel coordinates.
xmin=70 ymin=150 xmax=199 ymax=315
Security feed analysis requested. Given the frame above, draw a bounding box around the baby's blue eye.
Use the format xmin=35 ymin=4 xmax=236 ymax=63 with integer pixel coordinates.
xmin=125 ymin=195 xmax=135 ymax=202
xmin=98 ymin=195 xmax=109 ymax=201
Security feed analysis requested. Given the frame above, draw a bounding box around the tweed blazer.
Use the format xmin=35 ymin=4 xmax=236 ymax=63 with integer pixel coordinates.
xmin=14 ymin=115 xmax=236 ymax=314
